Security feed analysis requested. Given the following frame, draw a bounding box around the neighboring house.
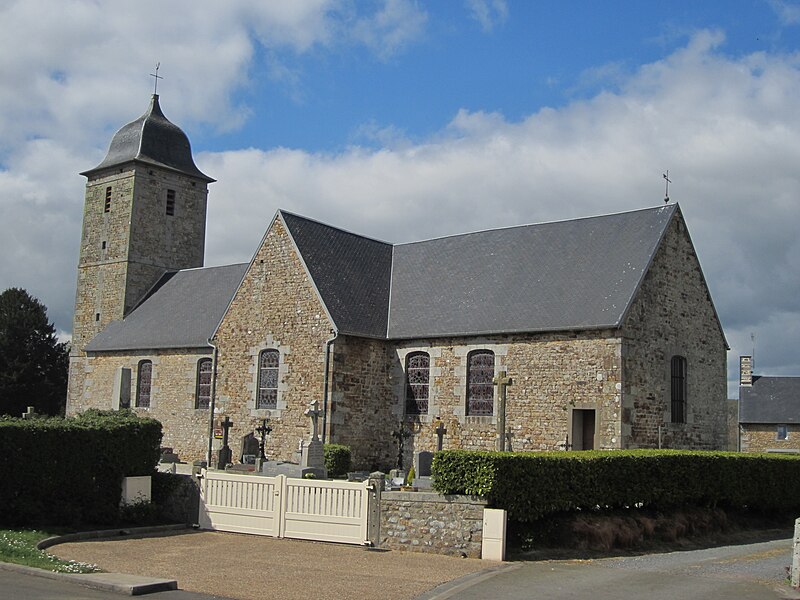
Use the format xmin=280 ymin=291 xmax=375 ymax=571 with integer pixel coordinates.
xmin=67 ymin=95 xmax=730 ymax=469
xmin=739 ymin=355 xmax=800 ymax=453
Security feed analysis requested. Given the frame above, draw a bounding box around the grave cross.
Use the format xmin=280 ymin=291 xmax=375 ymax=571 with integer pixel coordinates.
xmin=492 ymin=371 xmax=513 ymax=452
xmin=391 ymin=428 xmax=405 ymax=470
xmin=304 ymin=400 xmax=322 ymax=441
xmin=22 ymin=406 xmax=37 ymax=420
xmin=255 ymin=418 xmax=272 ymax=461
xmin=217 ymin=416 xmax=234 ymax=468
xmin=434 ymin=418 xmax=447 ymax=451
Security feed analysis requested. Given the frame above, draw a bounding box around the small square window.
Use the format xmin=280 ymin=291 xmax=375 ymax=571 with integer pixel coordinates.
xmin=777 ymin=425 xmax=788 ymax=441
xmin=104 ymin=187 xmax=112 ymax=213
xmin=166 ymin=189 xmax=176 ymax=216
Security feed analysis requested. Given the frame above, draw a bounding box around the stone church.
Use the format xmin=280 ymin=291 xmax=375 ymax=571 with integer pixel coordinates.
xmin=67 ymin=95 xmax=729 ymax=469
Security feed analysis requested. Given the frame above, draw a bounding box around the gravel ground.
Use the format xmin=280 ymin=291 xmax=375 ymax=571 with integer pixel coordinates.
xmin=50 ymin=530 xmax=487 ymax=600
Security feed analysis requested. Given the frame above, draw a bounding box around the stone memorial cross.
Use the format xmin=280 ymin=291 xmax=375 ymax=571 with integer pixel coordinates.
xmin=304 ymin=400 xmax=322 ymax=441
xmin=434 ymin=418 xmax=447 ymax=451
xmin=255 ymin=418 xmax=272 ymax=460
xmin=492 ymin=371 xmax=512 ymax=452
xmin=22 ymin=406 xmax=37 ymax=420
xmin=218 ymin=416 xmax=234 ymax=468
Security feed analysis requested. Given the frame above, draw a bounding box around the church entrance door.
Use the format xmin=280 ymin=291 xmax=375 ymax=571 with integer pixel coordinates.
xmin=571 ymin=409 xmax=596 ymax=450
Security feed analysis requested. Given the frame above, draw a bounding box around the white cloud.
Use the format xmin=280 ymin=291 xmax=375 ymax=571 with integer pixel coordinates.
xmin=1 ymin=4 xmax=799 ymax=403
xmin=770 ymin=0 xmax=800 ymax=25
xmin=465 ymin=0 xmax=508 ymax=32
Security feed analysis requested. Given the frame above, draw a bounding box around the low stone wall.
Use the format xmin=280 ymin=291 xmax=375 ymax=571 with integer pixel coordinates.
xmin=379 ymin=491 xmax=486 ymax=558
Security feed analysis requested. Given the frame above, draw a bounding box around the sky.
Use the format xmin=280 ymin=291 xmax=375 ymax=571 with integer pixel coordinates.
xmin=1 ymin=0 xmax=799 ymax=398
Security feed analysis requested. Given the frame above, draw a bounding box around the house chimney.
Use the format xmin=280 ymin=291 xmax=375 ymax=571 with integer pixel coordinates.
xmin=740 ymin=355 xmax=753 ymax=387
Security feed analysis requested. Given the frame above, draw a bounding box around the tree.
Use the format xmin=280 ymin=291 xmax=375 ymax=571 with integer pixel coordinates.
xmin=0 ymin=288 xmax=69 ymax=417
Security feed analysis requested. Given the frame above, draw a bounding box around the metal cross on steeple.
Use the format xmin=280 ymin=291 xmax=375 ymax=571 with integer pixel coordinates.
xmin=150 ymin=62 xmax=163 ymax=95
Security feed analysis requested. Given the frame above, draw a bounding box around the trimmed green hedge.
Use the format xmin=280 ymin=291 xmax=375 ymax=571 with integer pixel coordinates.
xmin=324 ymin=444 xmax=352 ymax=478
xmin=432 ymin=449 xmax=800 ymax=522
xmin=0 ymin=409 xmax=162 ymax=527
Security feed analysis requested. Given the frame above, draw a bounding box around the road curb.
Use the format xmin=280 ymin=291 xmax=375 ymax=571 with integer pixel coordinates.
xmin=37 ymin=523 xmax=190 ymax=550
xmin=414 ymin=562 xmax=522 ymax=600
xmin=0 ymin=560 xmax=178 ymax=595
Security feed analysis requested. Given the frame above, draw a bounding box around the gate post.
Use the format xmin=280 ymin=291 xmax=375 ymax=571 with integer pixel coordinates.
xmin=367 ymin=472 xmax=385 ymax=547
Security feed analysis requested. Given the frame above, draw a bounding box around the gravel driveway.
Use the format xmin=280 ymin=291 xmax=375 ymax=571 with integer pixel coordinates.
xmin=50 ymin=530 xmax=487 ymax=600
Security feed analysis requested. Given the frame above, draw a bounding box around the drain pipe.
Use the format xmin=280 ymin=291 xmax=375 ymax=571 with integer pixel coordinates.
xmin=321 ymin=329 xmax=338 ymax=444
xmin=206 ymin=339 xmax=219 ymax=467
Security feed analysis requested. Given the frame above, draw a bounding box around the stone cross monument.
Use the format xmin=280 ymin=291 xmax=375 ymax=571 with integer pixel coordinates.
xmin=492 ymin=371 xmax=512 ymax=452
xmin=301 ymin=400 xmax=326 ymax=478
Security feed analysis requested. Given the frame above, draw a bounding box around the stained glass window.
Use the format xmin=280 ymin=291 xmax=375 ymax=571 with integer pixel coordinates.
xmin=257 ymin=349 xmax=279 ymax=409
xmin=670 ymin=355 xmax=687 ymax=423
xmin=196 ymin=358 xmax=212 ymax=409
xmin=136 ymin=360 xmax=152 ymax=408
xmin=405 ymin=352 xmax=430 ymax=415
xmin=467 ymin=350 xmax=494 ymax=416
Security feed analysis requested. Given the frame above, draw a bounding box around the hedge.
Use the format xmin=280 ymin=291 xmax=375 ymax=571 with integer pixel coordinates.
xmin=432 ymin=449 xmax=800 ymax=522
xmin=324 ymin=444 xmax=352 ymax=478
xmin=0 ymin=409 xmax=162 ymax=527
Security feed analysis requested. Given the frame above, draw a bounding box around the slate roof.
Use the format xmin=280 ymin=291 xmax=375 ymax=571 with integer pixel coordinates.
xmin=739 ymin=376 xmax=800 ymax=424
xmin=281 ymin=212 xmax=393 ymax=339
xmin=81 ymin=95 xmax=214 ymax=182
xmin=86 ymin=263 xmax=247 ymax=351
xmin=85 ymin=204 xmax=684 ymax=351
xmin=387 ymin=205 xmax=677 ymax=338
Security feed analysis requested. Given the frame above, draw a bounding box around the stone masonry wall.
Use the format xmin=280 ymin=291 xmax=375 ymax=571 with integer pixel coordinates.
xmin=380 ymin=332 xmax=622 ymax=465
xmin=71 ymin=349 xmax=213 ymax=460
xmin=330 ymin=336 xmax=396 ymax=470
xmin=380 ymin=491 xmax=487 ymax=557
xmin=740 ymin=424 xmax=800 ymax=453
xmin=620 ymin=209 xmax=728 ymax=449
xmin=212 ymin=216 xmax=335 ymax=464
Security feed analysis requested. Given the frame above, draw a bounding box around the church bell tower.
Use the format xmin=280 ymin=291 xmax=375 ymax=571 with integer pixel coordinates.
xmin=67 ymin=94 xmax=214 ymax=412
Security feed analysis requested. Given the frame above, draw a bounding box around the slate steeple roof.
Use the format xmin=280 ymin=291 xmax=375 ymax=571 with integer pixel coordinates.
xmin=81 ymin=95 xmax=214 ymax=182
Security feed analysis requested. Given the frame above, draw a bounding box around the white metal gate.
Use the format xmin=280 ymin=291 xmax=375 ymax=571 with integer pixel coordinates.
xmin=198 ymin=470 xmax=371 ymax=546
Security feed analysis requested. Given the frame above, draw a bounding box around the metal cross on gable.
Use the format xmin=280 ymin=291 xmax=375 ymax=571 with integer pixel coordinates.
xmin=150 ymin=62 xmax=163 ymax=95
xmin=663 ymin=170 xmax=672 ymax=203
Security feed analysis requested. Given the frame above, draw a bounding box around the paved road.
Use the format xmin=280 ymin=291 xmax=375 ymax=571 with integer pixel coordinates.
xmin=422 ymin=539 xmax=800 ymax=600
xmin=0 ymin=569 xmax=231 ymax=599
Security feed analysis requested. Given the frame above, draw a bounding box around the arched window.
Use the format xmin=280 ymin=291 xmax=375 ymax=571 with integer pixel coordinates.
xmin=257 ymin=349 xmax=279 ymax=409
xmin=467 ymin=350 xmax=494 ymax=416
xmin=136 ymin=360 xmax=152 ymax=408
xmin=670 ymin=355 xmax=687 ymax=424
xmin=196 ymin=358 xmax=212 ymax=409
xmin=405 ymin=352 xmax=430 ymax=415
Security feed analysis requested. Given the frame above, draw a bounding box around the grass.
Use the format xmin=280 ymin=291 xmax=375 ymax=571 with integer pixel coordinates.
xmin=0 ymin=529 xmax=101 ymax=573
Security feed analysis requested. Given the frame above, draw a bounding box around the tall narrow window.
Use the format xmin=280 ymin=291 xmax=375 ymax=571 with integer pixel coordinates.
xmin=196 ymin=358 xmax=212 ymax=409
xmin=405 ymin=352 xmax=430 ymax=415
xmin=136 ymin=360 xmax=152 ymax=408
xmin=257 ymin=349 xmax=279 ymax=409
xmin=166 ymin=189 xmax=176 ymax=216
xmin=777 ymin=425 xmax=788 ymax=441
xmin=104 ymin=187 xmax=112 ymax=213
xmin=670 ymin=355 xmax=687 ymax=424
xmin=467 ymin=350 xmax=494 ymax=416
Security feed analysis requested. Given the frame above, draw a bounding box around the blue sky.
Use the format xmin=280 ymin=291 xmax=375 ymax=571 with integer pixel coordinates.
xmin=1 ymin=0 xmax=799 ymax=397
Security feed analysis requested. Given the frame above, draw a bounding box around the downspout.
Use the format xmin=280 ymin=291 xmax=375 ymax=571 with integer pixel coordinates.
xmin=206 ymin=338 xmax=219 ymax=467
xmin=321 ymin=329 xmax=338 ymax=444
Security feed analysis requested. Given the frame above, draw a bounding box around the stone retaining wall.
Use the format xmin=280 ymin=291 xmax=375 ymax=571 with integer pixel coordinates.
xmin=379 ymin=491 xmax=486 ymax=558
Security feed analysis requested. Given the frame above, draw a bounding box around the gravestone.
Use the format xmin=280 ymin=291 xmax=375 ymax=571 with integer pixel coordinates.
xmin=217 ymin=416 xmax=234 ymax=469
xmin=240 ymin=433 xmax=259 ymax=464
xmin=413 ymin=451 xmax=434 ymax=490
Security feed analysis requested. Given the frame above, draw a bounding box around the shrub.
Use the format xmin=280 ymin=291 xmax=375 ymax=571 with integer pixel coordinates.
xmin=324 ymin=444 xmax=352 ymax=478
xmin=0 ymin=409 xmax=162 ymax=527
xmin=432 ymin=449 xmax=800 ymax=522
